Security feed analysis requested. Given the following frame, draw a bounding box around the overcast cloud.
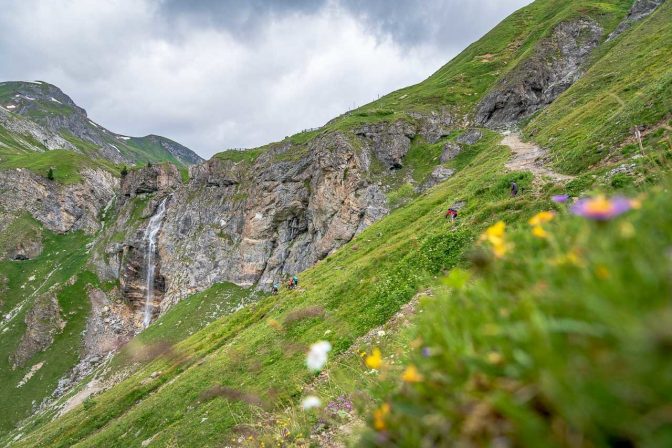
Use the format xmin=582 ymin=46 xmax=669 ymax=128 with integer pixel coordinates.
xmin=0 ymin=0 xmax=531 ymax=158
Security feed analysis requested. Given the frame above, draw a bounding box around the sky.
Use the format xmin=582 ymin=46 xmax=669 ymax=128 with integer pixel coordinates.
xmin=0 ymin=0 xmax=531 ymax=158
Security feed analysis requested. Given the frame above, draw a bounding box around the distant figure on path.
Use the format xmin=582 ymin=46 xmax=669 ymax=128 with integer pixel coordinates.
xmin=272 ymin=282 xmax=279 ymax=295
xmin=511 ymin=182 xmax=519 ymax=197
xmin=445 ymin=208 xmax=458 ymax=221
xmin=293 ymin=275 xmax=299 ymax=288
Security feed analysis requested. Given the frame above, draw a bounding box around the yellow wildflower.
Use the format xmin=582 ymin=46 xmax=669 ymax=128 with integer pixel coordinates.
xmin=401 ymin=365 xmax=423 ymax=383
xmin=365 ymin=348 xmax=383 ymax=370
xmin=373 ymin=403 xmax=391 ymax=431
xmin=528 ymin=211 xmax=555 ymax=226
xmin=531 ymin=225 xmax=548 ymax=239
xmin=481 ymin=221 xmax=510 ymax=258
xmin=481 ymin=221 xmax=506 ymax=245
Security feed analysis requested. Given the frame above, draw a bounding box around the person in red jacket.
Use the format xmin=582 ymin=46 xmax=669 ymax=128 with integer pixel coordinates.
xmin=445 ymin=208 xmax=458 ymax=221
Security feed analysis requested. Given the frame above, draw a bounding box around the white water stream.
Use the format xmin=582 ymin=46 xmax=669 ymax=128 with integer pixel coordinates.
xmin=142 ymin=198 xmax=168 ymax=328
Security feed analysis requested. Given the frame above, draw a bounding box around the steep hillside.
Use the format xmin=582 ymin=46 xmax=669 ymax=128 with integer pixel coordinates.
xmin=0 ymin=81 xmax=202 ymax=171
xmin=1 ymin=0 xmax=670 ymax=446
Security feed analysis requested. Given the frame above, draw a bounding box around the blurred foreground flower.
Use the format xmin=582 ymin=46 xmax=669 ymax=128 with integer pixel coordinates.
xmin=365 ymin=348 xmax=383 ymax=370
xmin=552 ymin=194 xmax=570 ymax=203
xmin=529 ymin=211 xmax=555 ymax=226
xmin=306 ymin=341 xmax=332 ymax=372
xmin=373 ymin=403 xmax=391 ymax=431
xmin=301 ymin=395 xmax=322 ymax=410
xmin=480 ymin=221 xmax=509 ymax=257
xmin=571 ymin=196 xmax=632 ymax=220
xmin=401 ymin=365 xmax=423 ymax=383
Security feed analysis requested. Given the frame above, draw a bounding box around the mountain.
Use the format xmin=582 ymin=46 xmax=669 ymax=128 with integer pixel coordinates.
xmin=0 ymin=0 xmax=670 ymax=446
xmin=0 ymin=81 xmax=202 ymax=169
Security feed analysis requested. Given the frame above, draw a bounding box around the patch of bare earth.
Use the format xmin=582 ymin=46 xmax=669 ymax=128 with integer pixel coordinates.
xmin=501 ymin=133 xmax=574 ymax=184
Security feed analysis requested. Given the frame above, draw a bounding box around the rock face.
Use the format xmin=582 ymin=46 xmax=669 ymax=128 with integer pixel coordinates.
xmin=0 ymin=168 xmax=118 ymax=234
xmin=456 ymin=129 xmax=483 ymax=145
xmin=156 ymin=132 xmax=389 ymax=304
xmin=420 ymin=166 xmax=456 ymax=191
xmin=356 ymin=121 xmax=416 ymax=169
xmin=608 ymin=0 xmax=664 ymax=40
xmin=476 ymin=18 xmax=603 ymax=127
xmin=10 ymin=294 xmax=65 ymax=369
xmin=8 ymin=238 xmax=43 ymax=260
xmin=440 ymin=142 xmax=462 ymax=163
xmin=121 ymin=164 xmax=182 ymax=198
xmin=0 ymin=107 xmax=76 ymax=152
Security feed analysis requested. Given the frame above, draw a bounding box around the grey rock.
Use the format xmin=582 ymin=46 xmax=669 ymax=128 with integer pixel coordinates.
xmin=412 ymin=111 xmax=454 ymax=143
xmin=456 ymin=129 xmax=483 ymax=145
xmin=121 ymin=164 xmax=181 ymax=198
xmin=420 ymin=166 xmax=456 ymax=191
xmin=356 ymin=120 xmax=416 ymax=169
xmin=440 ymin=142 xmax=462 ymax=162
xmin=0 ymin=168 xmax=118 ymax=234
xmin=8 ymin=238 xmax=43 ymax=261
xmin=476 ymin=18 xmax=603 ymax=127
xmin=608 ymin=0 xmax=664 ymax=40
xmin=10 ymin=294 xmax=65 ymax=369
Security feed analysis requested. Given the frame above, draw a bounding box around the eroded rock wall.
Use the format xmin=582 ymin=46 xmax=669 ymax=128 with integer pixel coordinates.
xmin=476 ymin=18 xmax=603 ymax=127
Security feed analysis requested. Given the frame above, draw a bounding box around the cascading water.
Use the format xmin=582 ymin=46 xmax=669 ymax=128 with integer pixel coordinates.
xmin=142 ymin=198 xmax=168 ymax=328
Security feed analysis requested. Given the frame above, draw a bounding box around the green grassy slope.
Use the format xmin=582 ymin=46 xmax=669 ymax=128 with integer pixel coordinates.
xmin=357 ymin=186 xmax=672 ymax=447
xmin=525 ymin=0 xmax=672 ymax=174
xmin=0 ymin=222 xmax=95 ymax=433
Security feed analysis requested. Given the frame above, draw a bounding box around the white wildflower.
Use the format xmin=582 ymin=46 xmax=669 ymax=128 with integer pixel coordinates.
xmin=306 ymin=340 xmax=332 ymax=372
xmin=301 ymin=395 xmax=322 ymax=410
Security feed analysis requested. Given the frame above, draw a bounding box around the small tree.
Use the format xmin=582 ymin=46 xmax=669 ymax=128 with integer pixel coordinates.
xmin=47 ymin=167 xmax=54 ymax=181
xmin=146 ymin=161 xmax=152 ymax=168
xmin=120 ymin=165 xmax=129 ymax=177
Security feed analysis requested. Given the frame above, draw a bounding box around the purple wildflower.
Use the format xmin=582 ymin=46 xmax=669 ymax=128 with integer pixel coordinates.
xmin=571 ymin=196 xmax=632 ymax=220
xmin=551 ymin=194 xmax=569 ymax=203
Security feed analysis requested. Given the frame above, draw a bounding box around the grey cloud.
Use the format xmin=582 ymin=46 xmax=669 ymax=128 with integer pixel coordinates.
xmin=0 ymin=0 xmax=531 ymax=158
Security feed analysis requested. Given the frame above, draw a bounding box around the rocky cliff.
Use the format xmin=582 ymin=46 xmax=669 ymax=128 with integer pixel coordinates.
xmin=476 ymin=18 xmax=603 ymax=127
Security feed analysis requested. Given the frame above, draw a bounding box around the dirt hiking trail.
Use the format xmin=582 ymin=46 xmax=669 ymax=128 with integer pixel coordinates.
xmin=501 ymin=133 xmax=574 ymax=183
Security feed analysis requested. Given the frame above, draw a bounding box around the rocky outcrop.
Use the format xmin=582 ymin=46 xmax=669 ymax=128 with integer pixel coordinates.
xmin=0 ymin=168 xmax=118 ymax=234
xmin=8 ymin=238 xmax=43 ymax=260
xmin=155 ymin=132 xmax=389 ymax=303
xmin=456 ymin=129 xmax=483 ymax=145
xmin=420 ymin=166 xmax=456 ymax=192
xmin=0 ymin=106 xmax=75 ymax=152
xmin=476 ymin=18 xmax=603 ymax=127
xmin=410 ymin=111 xmax=454 ymax=143
xmin=356 ymin=121 xmax=416 ymax=169
xmin=608 ymin=0 xmax=664 ymax=40
xmin=83 ymin=287 xmax=136 ymax=357
xmin=440 ymin=142 xmax=462 ymax=162
xmin=121 ymin=164 xmax=182 ymax=198
xmin=10 ymin=294 xmax=65 ymax=369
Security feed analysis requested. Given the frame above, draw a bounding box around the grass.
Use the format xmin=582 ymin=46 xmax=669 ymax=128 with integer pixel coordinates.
xmin=357 ymin=186 xmax=672 ymax=447
xmin=525 ymin=0 xmax=672 ymax=174
xmin=0 ymin=223 xmax=93 ymax=433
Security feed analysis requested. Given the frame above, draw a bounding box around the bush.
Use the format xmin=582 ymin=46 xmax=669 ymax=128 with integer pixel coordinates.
xmin=47 ymin=167 xmax=54 ymax=180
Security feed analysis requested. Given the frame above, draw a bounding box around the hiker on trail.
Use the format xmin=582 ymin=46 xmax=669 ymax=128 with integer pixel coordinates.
xmin=287 ymin=277 xmax=295 ymax=290
xmin=511 ymin=182 xmax=519 ymax=197
xmin=272 ymin=282 xmax=279 ymax=295
xmin=445 ymin=208 xmax=458 ymax=222
xmin=292 ymin=275 xmax=299 ymax=288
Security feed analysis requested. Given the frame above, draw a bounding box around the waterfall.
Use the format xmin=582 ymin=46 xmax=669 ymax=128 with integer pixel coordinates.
xmin=142 ymin=198 xmax=168 ymax=328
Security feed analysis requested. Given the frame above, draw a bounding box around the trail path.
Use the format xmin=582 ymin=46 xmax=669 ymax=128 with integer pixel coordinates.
xmin=501 ymin=133 xmax=574 ymax=183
